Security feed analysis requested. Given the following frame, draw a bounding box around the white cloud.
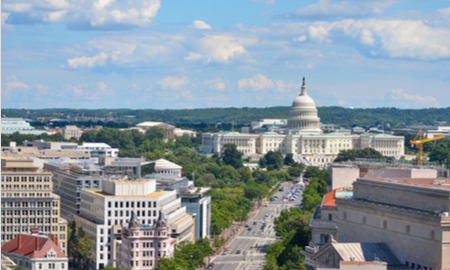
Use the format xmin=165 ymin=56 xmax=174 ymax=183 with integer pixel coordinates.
xmin=296 ymin=35 xmax=307 ymax=42
xmin=184 ymin=52 xmax=203 ymax=61
xmin=66 ymin=82 xmax=113 ymax=100
xmin=238 ymin=74 xmax=274 ymax=91
xmin=190 ymin=20 xmax=212 ymax=29
xmin=4 ymin=81 xmax=29 ymax=89
xmin=158 ymin=75 xmax=190 ymax=90
xmin=193 ymin=35 xmax=255 ymax=64
xmin=301 ymin=19 xmax=450 ymax=60
xmin=67 ymin=52 xmax=108 ymax=68
xmin=204 ymin=77 xmax=227 ymax=91
xmin=43 ymin=10 xmax=67 ymax=23
xmin=2 ymin=0 xmax=161 ymax=29
xmin=181 ymin=90 xmax=196 ymax=101
xmin=384 ymin=88 xmax=440 ymax=107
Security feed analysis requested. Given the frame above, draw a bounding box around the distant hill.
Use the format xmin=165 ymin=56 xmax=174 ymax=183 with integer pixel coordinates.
xmin=2 ymin=106 xmax=449 ymax=128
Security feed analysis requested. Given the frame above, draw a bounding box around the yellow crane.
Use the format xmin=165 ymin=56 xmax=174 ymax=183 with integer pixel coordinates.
xmin=410 ymin=129 xmax=445 ymax=165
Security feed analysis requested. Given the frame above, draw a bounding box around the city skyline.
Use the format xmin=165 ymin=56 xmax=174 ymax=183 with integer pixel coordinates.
xmin=2 ymin=0 xmax=450 ymax=109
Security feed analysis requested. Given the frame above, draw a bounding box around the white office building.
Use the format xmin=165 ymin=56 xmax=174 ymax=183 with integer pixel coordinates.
xmin=76 ymin=178 xmax=193 ymax=269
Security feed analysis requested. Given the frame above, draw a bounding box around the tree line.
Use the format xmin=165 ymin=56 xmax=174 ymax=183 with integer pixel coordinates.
xmin=4 ymin=106 xmax=450 ymax=128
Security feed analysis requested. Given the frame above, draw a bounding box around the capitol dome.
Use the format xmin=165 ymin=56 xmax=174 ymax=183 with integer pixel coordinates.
xmin=286 ymin=77 xmax=321 ymax=134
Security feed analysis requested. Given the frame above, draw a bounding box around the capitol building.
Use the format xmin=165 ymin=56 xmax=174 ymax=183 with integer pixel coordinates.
xmin=202 ymin=78 xmax=404 ymax=167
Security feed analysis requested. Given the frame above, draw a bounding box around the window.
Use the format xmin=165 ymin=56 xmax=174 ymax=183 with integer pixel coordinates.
xmin=137 ymin=202 xmax=140 ymax=208
xmin=328 ymin=214 xmax=332 ymax=221
xmin=108 ymin=202 xmax=111 ymax=208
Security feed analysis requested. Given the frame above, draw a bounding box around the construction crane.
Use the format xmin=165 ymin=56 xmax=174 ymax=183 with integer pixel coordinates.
xmin=410 ymin=129 xmax=445 ymax=165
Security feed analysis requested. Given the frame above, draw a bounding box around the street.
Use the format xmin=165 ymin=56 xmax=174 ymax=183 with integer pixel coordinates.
xmin=210 ymin=182 xmax=303 ymax=270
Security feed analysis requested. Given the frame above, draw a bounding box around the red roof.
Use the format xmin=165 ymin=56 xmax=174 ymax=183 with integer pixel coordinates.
xmin=341 ymin=261 xmax=383 ymax=265
xmin=322 ymin=189 xmax=337 ymax=207
xmin=1 ymin=234 xmax=66 ymax=259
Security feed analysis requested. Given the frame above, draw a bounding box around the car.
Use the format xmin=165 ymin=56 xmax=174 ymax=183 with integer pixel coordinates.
xmin=206 ymin=263 xmax=215 ymax=269
xmin=225 ymin=247 xmax=230 ymax=251
xmin=245 ymin=222 xmax=249 ymax=227
xmin=253 ymin=221 xmax=257 ymax=225
xmin=222 ymin=250 xmax=227 ymax=255
xmin=236 ymin=250 xmax=241 ymax=254
xmin=248 ymin=227 xmax=252 ymax=231
xmin=264 ymin=202 xmax=269 ymax=207
xmin=261 ymin=226 xmax=265 ymax=230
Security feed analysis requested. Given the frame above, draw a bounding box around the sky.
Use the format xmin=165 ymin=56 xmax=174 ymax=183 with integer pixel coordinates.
xmin=2 ymin=0 xmax=450 ymax=110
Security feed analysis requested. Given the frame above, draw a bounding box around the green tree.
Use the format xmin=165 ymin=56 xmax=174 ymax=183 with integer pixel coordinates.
xmin=145 ymin=126 xmax=165 ymax=141
xmin=428 ymin=145 xmax=450 ymax=165
xmin=260 ymin=151 xmax=284 ymax=171
xmin=221 ymin=143 xmax=243 ymax=169
xmin=244 ymin=182 xmax=266 ymax=201
xmin=284 ymin=153 xmax=295 ymax=165
xmin=78 ymin=235 xmax=95 ymax=269
xmin=288 ymin=163 xmax=305 ymax=179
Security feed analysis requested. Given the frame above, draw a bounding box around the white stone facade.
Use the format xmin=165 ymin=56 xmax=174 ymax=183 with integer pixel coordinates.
xmin=76 ymin=179 xmax=192 ymax=269
xmin=202 ymin=79 xmax=404 ymax=167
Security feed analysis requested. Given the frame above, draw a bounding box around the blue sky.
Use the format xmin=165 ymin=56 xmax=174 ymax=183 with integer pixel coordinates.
xmin=2 ymin=0 xmax=450 ymax=109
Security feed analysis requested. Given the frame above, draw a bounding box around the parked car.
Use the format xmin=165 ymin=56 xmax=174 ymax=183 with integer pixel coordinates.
xmin=236 ymin=250 xmax=241 ymax=254
xmin=253 ymin=221 xmax=257 ymax=225
xmin=248 ymin=227 xmax=252 ymax=231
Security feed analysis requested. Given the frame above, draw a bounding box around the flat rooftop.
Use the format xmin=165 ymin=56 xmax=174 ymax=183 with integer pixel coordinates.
xmin=85 ymin=189 xmax=171 ymax=198
xmin=365 ymin=178 xmax=450 ymax=190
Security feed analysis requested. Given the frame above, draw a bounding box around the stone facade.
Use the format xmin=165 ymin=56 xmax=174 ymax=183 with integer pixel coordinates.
xmin=117 ymin=211 xmax=175 ymax=270
xmin=1 ymin=159 xmax=68 ymax=255
xmin=202 ymin=80 xmax=404 ymax=167
xmin=63 ymin=125 xmax=83 ymax=140
xmin=336 ymin=178 xmax=450 ymax=269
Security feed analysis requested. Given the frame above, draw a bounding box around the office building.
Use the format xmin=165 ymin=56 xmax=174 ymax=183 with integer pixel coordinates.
xmin=1 ymin=230 xmax=68 ymax=270
xmin=335 ymin=177 xmax=450 ymax=269
xmin=78 ymin=143 xmax=119 ymax=157
xmin=116 ymin=211 xmax=176 ymax=269
xmin=44 ymin=159 xmax=105 ymax=221
xmin=2 ymin=142 xmax=90 ymax=160
xmin=1 ymin=158 xmax=68 ymax=255
xmin=75 ymin=178 xmax=193 ymax=269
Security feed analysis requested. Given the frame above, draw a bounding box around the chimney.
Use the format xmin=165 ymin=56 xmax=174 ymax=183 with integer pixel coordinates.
xmin=31 ymin=228 xmax=39 ymax=235
xmin=18 ymin=234 xmax=22 ymax=248
xmin=48 ymin=234 xmax=55 ymax=244
xmin=35 ymin=237 xmax=39 ymax=251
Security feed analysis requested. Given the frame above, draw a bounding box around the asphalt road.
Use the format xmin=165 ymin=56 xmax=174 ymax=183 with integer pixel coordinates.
xmin=210 ymin=182 xmax=303 ymax=270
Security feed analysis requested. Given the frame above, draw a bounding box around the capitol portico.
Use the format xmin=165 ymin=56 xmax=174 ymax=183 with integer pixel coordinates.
xmin=202 ymin=78 xmax=404 ymax=167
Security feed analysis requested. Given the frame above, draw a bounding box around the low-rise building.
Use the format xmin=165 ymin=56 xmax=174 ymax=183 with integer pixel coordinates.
xmin=1 ymin=230 xmax=68 ymax=270
xmin=63 ymin=125 xmax=83 ymax=140
xmin=3 ymin=142 xmax=90 ymax=160
xmin=1 ymin=118 xmax=48 ymax=135
xmin=1 ymin=158 xmax=68 ymax=255
xmin=78 ymin=142 xmax=119 ymax=157
xmin=117 ymin=211 xmax=176 ymax=269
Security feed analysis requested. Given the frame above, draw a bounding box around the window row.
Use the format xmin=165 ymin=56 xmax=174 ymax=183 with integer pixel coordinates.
xmin=108 ymin=201 xmax=158 ymax=208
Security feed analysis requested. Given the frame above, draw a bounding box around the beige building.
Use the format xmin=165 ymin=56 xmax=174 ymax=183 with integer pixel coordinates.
xmin=330 ymin=160 xmax=443 ymax=190
xmin=336 ymin=177 xmax=450 ymax=269
xmin=1 ymin=158 xmax=68 ymax=255
xmin=202 ymin=79 xmax=404 ymax=167
xmin=63 ymin=125 xmax=83 ymax=140
xmin=2 ymin=142 xmax=90 ymax=160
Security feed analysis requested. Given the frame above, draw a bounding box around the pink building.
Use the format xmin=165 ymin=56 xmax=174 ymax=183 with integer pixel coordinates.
xmin=117 ymin=211 xmax=176 ymax=270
